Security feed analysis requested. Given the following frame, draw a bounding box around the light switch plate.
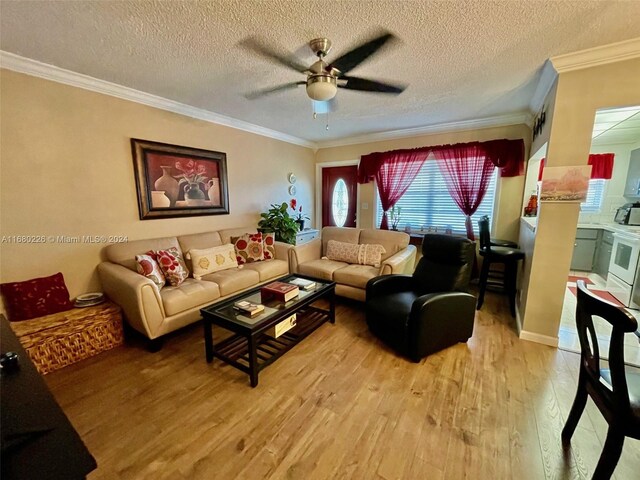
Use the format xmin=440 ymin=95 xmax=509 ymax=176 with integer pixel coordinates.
xmin=362 ymin=202 xmax=369 ymax=210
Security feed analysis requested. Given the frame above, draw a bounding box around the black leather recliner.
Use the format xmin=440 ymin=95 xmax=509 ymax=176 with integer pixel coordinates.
xmin=365 ymin=233 xmax=477 ymax=362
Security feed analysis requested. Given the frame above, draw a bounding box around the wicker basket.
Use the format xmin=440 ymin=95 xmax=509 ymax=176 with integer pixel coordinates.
xmin=10 ymin=301 xmax=123 ymax=375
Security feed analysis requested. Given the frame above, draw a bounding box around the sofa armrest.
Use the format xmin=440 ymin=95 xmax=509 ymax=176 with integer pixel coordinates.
xmin=288 ymin=238 xmax=322 ymax=273
xmin=273 ymin=241 xmax=293 ymax=262
xmin=408 ymin=292 xmax=476 ymax=360
xmin=366 ymin=274 xmax=415 ymax=299
xmin=380 ymin=245 xmax=417 ymax=275
xmin=97 ymin=262 xmax=165 ymax=339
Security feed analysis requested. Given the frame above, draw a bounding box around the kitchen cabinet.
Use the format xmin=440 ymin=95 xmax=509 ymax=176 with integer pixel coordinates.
xmin=570 ymin=228 xmax=598 ymax=271
xmin=623 ymin=147 xmax=640 ymax=198
xmin=594 ymin=230 xmax=614 ymax=279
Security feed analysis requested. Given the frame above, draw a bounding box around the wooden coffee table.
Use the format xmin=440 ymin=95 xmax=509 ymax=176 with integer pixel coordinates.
xmin=201 ymin=274 xmax=335 ymax=387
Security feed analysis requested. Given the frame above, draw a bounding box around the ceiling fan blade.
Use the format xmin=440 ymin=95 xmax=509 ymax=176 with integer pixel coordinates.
xmin=339 ymin=76 xmax=406 ymax=94
xmin=245 ymin=81 xmax=306 ymax=99
xmin=329 ymin=32 xmax=397 ymax=75
xmin=238 ymin=37 xmax=308 ymax=73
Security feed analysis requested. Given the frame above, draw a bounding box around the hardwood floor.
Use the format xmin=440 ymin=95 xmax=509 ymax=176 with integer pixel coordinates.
xmin=45 ymin=293 xmax=640 ymax=480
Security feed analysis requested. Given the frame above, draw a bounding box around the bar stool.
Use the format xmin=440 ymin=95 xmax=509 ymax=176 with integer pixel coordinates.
xmin=480 ymin=215 xmax=519 ymax=248
xmin=477 ymin=216 xmax=524 ymax=317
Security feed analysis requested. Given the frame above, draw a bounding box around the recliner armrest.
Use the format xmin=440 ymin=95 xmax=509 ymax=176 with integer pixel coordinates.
xmin=288 ymin=238 xmax=322 ymax=273
xmin=408 ymin=292 xmax=476 ymax=360
xmin=366 ymin=274 xmax=415 ymax=298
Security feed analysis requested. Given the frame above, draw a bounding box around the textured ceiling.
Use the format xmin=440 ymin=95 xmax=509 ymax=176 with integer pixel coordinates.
xmin=1 ymin=0 xmax=639 ymax=143
xmin=592 ymin=106 xmax=640 ymax=146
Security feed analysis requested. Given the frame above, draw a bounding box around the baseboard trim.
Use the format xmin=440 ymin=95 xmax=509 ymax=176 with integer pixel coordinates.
xmin=514 ymin=303 xmax=523 ymax=335
xmin=519 ymin=330 xmax=559 ymax=347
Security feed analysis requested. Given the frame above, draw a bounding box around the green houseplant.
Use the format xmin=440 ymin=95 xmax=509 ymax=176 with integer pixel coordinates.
xmin=258 ymin=202 xmax=299 ymax=245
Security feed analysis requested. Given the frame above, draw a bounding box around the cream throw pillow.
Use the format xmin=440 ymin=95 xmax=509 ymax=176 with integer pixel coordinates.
xmin=325 ymin=240 xmax=386 ymax=267
xmin=187 ymin=244 xmax=238 ymax=280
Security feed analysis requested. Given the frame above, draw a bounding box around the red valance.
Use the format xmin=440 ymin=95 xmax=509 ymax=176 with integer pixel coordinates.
xmin=357 ymin=139 xmax=524 ymax=184
xmin=537 ymin=153 xmax=615 ymax=181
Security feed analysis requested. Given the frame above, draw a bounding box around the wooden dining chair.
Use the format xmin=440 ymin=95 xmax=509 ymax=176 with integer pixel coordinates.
xmin=562 ymin=280 xmax=640 ymax=479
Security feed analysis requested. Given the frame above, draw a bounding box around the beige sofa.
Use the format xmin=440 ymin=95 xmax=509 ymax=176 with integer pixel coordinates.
xmin=289 ymin=227 xmax=416 ymax=301
xmin=97 ymin=227 xmax=291 ymax=343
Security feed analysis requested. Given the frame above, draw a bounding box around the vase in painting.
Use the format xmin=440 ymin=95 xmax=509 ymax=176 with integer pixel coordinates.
xmin=154 ymin=166 xmax=179 ymax=206
xmin=184 ymin=183 xmax=205 ymax=206
xmin=151 ymin=191 xmax=170 ymax=208
xmin=207 ymin=178 xmax=221 ymax=206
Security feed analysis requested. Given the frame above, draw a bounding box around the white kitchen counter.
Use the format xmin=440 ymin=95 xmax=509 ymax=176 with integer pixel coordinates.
xmin=520 ymin=216 xmax=640 ymax=239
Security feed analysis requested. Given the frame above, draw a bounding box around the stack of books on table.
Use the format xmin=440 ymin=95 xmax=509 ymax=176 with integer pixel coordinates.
xmin=233 ymin=300 xmax=265 ymax=317
xmin=289 ymin=277 xmax=317 ymax=291
xmin=260 ymin=281 xmax=300 ymax=303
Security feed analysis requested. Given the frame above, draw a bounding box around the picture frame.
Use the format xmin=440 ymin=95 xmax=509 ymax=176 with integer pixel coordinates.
xmin=539 ymin=165 xmax=592 ymax=203
xmin=131 ymin=138 xmax=229 ymax=220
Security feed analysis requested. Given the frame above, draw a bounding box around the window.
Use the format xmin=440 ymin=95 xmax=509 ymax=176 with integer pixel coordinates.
xmin=332 ymin=178 xmax=348 ymax=227
xmin=376 ymin=160 xmax=498 ymax=234
xmin=581 ymin=179 xmax=606 ymax=213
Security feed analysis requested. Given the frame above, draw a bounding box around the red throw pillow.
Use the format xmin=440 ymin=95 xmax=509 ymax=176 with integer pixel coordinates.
xmin=0 ymin=272 xmax=74 ymax=321
xmin=231 ymin=233 xmax=265 ymax=265
xmin=263 ymin=232 xmax=276 ymax=260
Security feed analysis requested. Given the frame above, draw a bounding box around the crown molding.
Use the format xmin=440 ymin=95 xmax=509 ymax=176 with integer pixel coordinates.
xmin=315 ymin=112 xmax=532 ymax=149
xmin=550 ymin=37 xmax=640 ymax=73
xmin=529 ymin=60 xmax=558 ymax=115
xmin=0 ymin=51 xmax=316 ymax=149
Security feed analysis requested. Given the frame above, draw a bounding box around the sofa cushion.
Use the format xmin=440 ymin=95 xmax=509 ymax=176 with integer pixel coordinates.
xmin=359 ymin=229 xmax=409 ymax=261
xmin=135 ymin=253 xmax=166 ymax=289
xmin=219 ymin=226 xmax=258 ymax=245
xmin=156 ymin=247 xmax=189 ymax=287
xmin=242 ymin=259 xmax=289 ymax=281
xmin=333 ymin=264 xmax=380 ymax=289
xmin=0 ymin=272 xmax=74 ymax=321
xmin=321 ymin=226 xmax=360 ymax=256
xmin=177 ymin=231 xmax=223 ymax=270
xmin=105 ymin=236 xmax=180 ymax=271
xmin=160 ymin=278 xmax=220 ymax=317
xmin=326 ymin=240 xmax=361 ymax=264
xmin=200 ymin=268 xmax=260 ymax=296
xmin=361 ymin=244 xmax=386 ymax=267
xmin=263 ymin=232 xmax=276 ymax=260
xmin=188 ymin=244 xmax=238 ymax=280
xmin=298 ymin=259 xmax=349 ymax=281
xmin=232 ymin=233 xmax=265 ymax=265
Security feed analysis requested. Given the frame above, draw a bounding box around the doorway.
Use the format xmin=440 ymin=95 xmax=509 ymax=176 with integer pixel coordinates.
xmin=321 ymin=165 xmax=358 ymax=227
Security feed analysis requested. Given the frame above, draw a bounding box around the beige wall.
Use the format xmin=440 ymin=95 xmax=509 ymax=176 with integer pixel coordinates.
xmin=315 ymin=124 xmax=531 ymax=241
xmin=0 ymin=70 xmax=315 ymax=303
xmin=520 ymin=57 xmax=640 ymax=339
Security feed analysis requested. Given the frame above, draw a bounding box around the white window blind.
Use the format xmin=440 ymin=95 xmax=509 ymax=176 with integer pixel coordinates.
xmin=581 ymin=179 xmax=606 ymax=213
xmin=376 ymin=160 xmax=498 ymax=234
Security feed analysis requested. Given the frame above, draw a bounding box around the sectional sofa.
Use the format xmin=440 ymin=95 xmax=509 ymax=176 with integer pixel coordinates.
xmin=98 ymin=227 xmax=290 ymax=344
xmin=289 ymin=226 xmax=417 ymax=301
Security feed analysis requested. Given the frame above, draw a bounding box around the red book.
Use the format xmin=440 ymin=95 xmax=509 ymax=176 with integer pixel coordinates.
xmin=260 ymin=281 xmax=300 ymax=303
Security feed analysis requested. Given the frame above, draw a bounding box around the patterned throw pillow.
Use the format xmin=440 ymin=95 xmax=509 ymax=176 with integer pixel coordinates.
xmin=187 ymin=244 xmax=238 ymax=280
xmin=135 ymin=252 xmax=166 ymax=289
xmin=325 ymin=240 xmax=386 ymax=268
xmin=325 ymin=240 xmax=362 ymax=264
xmin=262 ymin=232 xmax=276 ymax=260
xmin=231 ymin=233 xmax=265 ymax=265
xmin=155 ymin=247 xmax=189 ymax=287
xmin=0 ymin=272 xmax=74 ymax=321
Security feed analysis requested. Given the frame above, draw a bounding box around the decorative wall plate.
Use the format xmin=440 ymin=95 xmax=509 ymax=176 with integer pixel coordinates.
xmin=288 ymin=185 xmax=297 ymax=195
xmin=288 ymin=173 xmax=297 ymax=184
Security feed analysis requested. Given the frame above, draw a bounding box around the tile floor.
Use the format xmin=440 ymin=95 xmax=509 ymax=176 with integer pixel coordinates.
xmin=560 ymin=271 xmax=640 ymax=367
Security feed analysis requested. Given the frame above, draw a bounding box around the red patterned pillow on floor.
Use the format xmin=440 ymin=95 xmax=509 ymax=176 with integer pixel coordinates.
xmin=155 ymin=247 xmax=189 ymax=287
xmin=262 ymin=232 xmax=276 ymax=260
xmin=231 ymin=232 xmax=265 ymax=265
xmin=0 ymin=272 xmax=74 ymax=321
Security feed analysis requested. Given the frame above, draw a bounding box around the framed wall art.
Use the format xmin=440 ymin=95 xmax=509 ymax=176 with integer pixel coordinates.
xmin=131 ymin=138 xmax=229 ymax=220
xmin=539 ymin=165 xmax=592 ymax=202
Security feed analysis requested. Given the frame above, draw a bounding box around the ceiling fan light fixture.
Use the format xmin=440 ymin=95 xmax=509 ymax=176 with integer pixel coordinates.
xmin=306 ymin=75 xmax=337 ymax=101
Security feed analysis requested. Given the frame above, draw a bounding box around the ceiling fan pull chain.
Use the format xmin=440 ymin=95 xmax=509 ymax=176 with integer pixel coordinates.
xmin=326 ymin=111 xmax=330 ymax=130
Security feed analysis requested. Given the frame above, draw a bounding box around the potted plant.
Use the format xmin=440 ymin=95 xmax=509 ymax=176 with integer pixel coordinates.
xmin=258 ymin=202 xmax=299 ymax=245
xmin=390 ymin=205 xmax=402 ymax=230
xmin=290 ymin=199 xmax=310 ymax=232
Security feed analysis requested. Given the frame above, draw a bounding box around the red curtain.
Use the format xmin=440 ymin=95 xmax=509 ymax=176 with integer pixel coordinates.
xmin=538 ymin=153 xmax=615 ymax=181
xmin=433 ymin=145 xmax=496 ymax=240
xmin=376 ymin=150 xmax=429 ymax=229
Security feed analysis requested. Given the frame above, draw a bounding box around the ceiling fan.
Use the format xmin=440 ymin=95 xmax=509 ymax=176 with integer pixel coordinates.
xmin=241 ymin=31 xmax=407 ymax=103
